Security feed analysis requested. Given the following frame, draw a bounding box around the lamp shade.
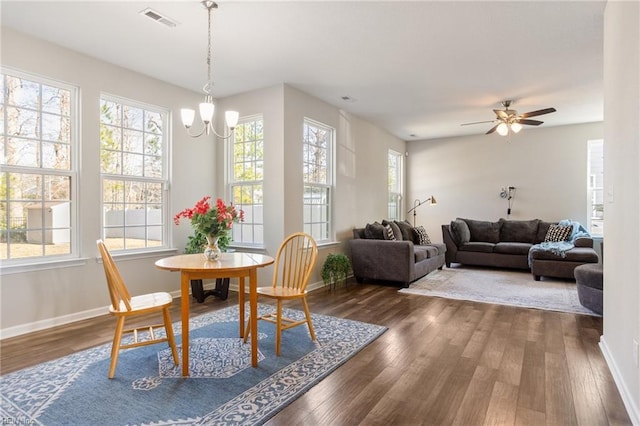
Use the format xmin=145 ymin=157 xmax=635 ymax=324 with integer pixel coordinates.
xmin=510 ymin=122 xmax=523 ymax=133
xmin=225 ymin=111 xmax=239 ymax=128
xmin=429 ymin=196 xmax=437 ymax=205
xmin=180 ymin=108 xmax=196 ymax=128
xmin=497 ymin=122 xmax=509 ymax=136
xmin=199 ymin=102 xmax=215 ymax=124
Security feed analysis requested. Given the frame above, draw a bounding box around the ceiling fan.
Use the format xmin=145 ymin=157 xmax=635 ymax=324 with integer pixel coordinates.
xmin=461 ymin=100 xmax=557 ymax=136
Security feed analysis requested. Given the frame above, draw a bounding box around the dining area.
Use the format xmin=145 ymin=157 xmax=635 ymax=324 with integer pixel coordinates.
xmin=97 ymin=230 xmax=319 ymax=378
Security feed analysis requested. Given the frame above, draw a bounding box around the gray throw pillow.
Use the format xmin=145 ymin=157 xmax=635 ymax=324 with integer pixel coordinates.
xmin=364 ymin=222 xmax=386 ymax=240
xmin=450 ymin=219 xmax=470 ymax=246
xmin=463 ymin=218 xmax=501 ymax=243
xmin=394 ymin=220 xmax=415 ymax=242
xmin=499 ymin=218 xmax=540 ymax=243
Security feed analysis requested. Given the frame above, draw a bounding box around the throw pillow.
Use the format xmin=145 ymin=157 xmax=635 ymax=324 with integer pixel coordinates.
xmin=384 ymin=224 xmax=396 ymax=240
xmin=382 ymin=219 xmax=403 ymax=240
xmin=412 ymin=225 xmax=431 ymax=245
xmin=394 ymin=220 xmax=415 ymax=242
xmin=449 ymin=219 xmax=470 ymax=246
xmin=364 ymin=222 xmax=386 ymax=240
xmin=544 ymin=224 xmax=573 ymax=242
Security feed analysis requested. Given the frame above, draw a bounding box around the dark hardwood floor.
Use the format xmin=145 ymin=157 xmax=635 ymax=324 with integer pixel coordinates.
xmin=0 ymin=279 xmax=631 ymax=425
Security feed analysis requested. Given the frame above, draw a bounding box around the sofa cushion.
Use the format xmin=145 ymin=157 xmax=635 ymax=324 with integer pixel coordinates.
xmin=394 ymin=220 xmax=415 ymax=242
xmin=450 ymin=219 xmax=471 ymax=246
xmin=414 ymin=245 xmax=438 ymax=262
xmin=364 ymin=222 xmax=386 ymax=240
xmin=494 ymin=242 xmax=533 ymax=256
xmin=412 ymin=225 xmax=431 ymax=245
xmin=536 ymin=221 xmax=556 ymax=243
xmin=499 ymin=218 xmax=540 ymax=243
xmin=429 ymin=243 xmax=446 ymax=256
xmin=530 ymin=247 xmax=598 ymax=263
xmin=382 ymin=220 xmax=403 ymax=241
xmin=544 ymin=224 xmax=572 ymax=242
xmin=458 ymin=242 xmax=495 ymax=253
xmin=463 ymin=219 xmax=501 ymax=243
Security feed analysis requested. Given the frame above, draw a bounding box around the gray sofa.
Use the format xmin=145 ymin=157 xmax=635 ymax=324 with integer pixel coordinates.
xmin=349 ymin=221 xmax=446 ymax=287
xmin=442 ymin=218 xmax=599 ymax=280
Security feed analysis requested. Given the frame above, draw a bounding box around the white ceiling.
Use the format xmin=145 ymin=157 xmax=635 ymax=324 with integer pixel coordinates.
xmin=1 ymin=0 xmax=606 ymax=141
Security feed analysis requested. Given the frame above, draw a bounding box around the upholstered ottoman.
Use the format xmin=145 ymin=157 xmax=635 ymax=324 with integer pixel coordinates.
xmin=574 ymin=263 xmax=603 ymax=315
xmin=530 ymin=244 xmax=598 ymax=281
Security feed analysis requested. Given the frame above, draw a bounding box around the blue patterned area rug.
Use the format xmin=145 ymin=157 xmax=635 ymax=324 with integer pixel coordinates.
xmin=0 ymin=304 xmax=386 ymax=425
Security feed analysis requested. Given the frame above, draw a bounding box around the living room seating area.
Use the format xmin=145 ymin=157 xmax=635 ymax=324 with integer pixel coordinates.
xmin=442 ymin=218 xmax=599 ymax=280
xmin=349 ymin=220 xmax=446 ymax=287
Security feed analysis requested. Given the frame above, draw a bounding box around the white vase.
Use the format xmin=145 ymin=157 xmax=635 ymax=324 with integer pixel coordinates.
xmin=203 ymin=234 xmax=221 ymax=261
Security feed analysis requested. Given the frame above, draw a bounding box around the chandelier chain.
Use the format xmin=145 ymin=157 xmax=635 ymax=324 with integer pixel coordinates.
xmin=205 ymin=2 xmax=213 ymax=94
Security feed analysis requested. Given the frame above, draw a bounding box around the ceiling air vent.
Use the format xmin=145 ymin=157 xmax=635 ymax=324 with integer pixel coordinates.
xmin=140 ymin=8 xmax=178 ymax=28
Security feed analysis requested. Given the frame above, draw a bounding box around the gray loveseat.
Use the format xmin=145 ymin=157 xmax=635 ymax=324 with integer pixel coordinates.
xmin=442 ymin=218 xmax=599 ymax=280
xmin=349 ymin=220 xmax=446 ymax=287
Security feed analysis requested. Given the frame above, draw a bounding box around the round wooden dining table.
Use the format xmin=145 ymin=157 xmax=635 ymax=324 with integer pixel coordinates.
xmin=155 ymin=252 xmax=274 ymax=376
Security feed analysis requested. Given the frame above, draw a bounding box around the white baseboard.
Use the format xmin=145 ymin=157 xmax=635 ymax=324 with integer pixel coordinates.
xmin=600 ymin=336 xmax=640 ymax=425
xmin=0 ymin=279 xmax=334 ymax=340
xmin=0 ymin=305 xmax=107 ymax=340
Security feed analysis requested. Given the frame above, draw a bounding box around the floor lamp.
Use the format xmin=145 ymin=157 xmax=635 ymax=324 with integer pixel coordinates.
xmin=407 ymin=196 xmax=437 ymax=226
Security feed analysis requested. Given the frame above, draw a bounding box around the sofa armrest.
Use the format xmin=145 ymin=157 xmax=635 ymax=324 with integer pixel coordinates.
xmin=348 ymin=239 xmax=414 ymax=284
xmin=574 ymin=237 xmax=593 ymax=248
xmin=441 ymin=224 xmax=458 ymax=267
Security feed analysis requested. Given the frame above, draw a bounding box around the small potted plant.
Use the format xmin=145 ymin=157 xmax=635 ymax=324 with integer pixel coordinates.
xmin=321 ymin=253 xmax=352 ymax=289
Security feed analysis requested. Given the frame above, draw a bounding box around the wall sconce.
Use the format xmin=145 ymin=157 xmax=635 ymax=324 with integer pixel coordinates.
xmin=407 ymin=195 xmax=437 ymax=226
xmin=500 ymin=186 xmax=516 ymax=215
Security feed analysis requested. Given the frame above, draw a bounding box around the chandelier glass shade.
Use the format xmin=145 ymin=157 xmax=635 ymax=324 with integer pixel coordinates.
xmin=181 ymin=1 xmax=238 ymax=139
xmin=496 ymin=119 xmax=522 ymax=136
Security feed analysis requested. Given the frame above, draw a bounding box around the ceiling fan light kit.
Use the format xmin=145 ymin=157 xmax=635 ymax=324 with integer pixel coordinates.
xmin=461 ymin=100 xmax=556 ymax=137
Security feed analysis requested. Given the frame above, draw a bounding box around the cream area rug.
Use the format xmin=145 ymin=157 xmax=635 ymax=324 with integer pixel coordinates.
xmin=399 ymin=266 xmax=599 ymax=316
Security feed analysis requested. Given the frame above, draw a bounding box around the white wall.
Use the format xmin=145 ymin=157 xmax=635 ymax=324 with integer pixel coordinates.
xmin=0 ymin=28 xmax=214 ymax=335
xmin=217 ymin=84 xmax=406 ymax=285
xmin=0 ymin=30 xmax=406 ymax=336
xmin=601 ymin=1 xmax=640 ymax=423
xmin=406 ymin=122 xmax=603 ymax=243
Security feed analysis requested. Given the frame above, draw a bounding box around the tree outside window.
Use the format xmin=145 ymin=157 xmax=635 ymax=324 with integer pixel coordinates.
xmin=0 ymin=71 xmax=76 ymax=261
xmin=99 ymin=96 xmax=167 ymax=251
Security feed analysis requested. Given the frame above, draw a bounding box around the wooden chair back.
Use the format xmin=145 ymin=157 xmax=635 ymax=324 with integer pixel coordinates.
xmin=97 ymin=239 xmax=132 ymax=312
xmin=272 ymin=232 xmax=318 ymax=292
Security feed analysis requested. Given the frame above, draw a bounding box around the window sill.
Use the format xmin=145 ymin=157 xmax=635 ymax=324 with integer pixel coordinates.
xmin=98 ymin=247 xmax=179 ymax=263
xmin=0 ymin=257 xmax=90 ymax=276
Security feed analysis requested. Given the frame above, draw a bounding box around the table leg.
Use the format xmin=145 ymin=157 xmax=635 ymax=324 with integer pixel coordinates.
xmin=238 ymin=276 xmax=245 ymax=337
xmin=250 ymin=268 xmax=258 ymax=367
xmin=181 ymin=272 xmax=190 ymax=376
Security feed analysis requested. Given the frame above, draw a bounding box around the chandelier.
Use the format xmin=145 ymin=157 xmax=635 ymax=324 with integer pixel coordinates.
xmin=180 ymin=1 xmax=238 ymax=139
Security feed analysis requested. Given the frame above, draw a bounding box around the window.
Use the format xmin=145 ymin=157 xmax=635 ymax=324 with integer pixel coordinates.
xmin=0 ymin=70 xmax=77 ymax=262
xmin=587 ymin=139 xmax=604 ymax=236
xmin=229 ymin=116 xmax=264 ymax=246
xmin=388 ymin=150 xmax=403 ymax=220
xmin=99 ymin=96 xmax=168 ymax=251
xmin=303 ymin=118 xmax=333 ymax=243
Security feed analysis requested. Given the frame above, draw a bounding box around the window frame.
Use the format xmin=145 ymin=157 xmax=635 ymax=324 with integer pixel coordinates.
xmin=0 ymin=68 xmax=79 ymax=268
xmin=227 ymin=114 xmax=264 ymax=248
xmin=388 ymin=149 xmax=403 ymax=221
xmin=302 ymin=117 xmax=334 ymax=244
xmin=587 ymin=139 xmax=604 ymax=237
xmin=99 ymin=93 xmax=170 ymax=253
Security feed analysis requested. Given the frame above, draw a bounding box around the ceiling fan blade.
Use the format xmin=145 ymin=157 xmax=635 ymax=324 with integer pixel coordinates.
xmin=519 ymin=107 xmax=556 ymax=118
xmin=461 ymin=120 xmax=496 ymax=126
xmin=517 ymin=119 xmax=544 ymax=126
xmin=486 ymin=123 xmax=500 ymax=135
xmin=494 ymin=109 xmax=509 ymax=120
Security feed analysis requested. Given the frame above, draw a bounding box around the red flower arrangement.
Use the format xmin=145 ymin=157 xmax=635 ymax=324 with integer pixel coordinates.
xmin=173 ymin=196 xmax=244 ymax=237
